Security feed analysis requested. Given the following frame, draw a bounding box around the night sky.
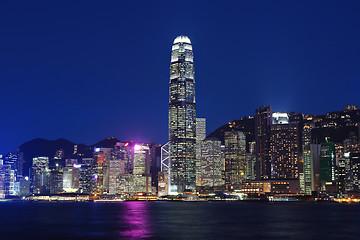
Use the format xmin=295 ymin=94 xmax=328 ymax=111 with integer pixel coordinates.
xmin=1 ymin=1 xmax=360 ymax=154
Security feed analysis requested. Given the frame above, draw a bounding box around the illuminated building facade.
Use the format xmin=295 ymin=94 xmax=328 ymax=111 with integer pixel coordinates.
xmin=1 ymin=164 xmax=15 ymax=196
xmin=19 ymin=177 xmax=30 ymax=196
xmin=131 ymin=144 xmax=152 ymax=193
xmin=108 ymin=145 xmax=126 ymax=195
xmin=50 ymin=169 xmax=63 ymax=194
xmin=309 ymin=144 xmax=321 ymax=192
xmin=169 ymin=36 xmax=196 ymax=193
xmin=4 ymin=150 xmax=24 ymax=182
xmin=246 ymin=141 xmax=256 ymax=180
xmin=157 ymin=172 xmax=168 ymax=196
xmin=350 ymin=154 xmax=360 ymax=192
xmin=270 ymin=112 xmax=300 ymax=179
xmin=301 ymin=120 xmax=315 ymax=195
xmin=63 ymin=164 xmax=80 ymax=193
xmin=32 ymin=157 xmax=49 ymax=194
xmin=196 ymin=118 xmax=206 ymax=185
xmin=345 ymin=141 xmax=360 ymax=192
xmin=200 ymin=138 xmax=224 ymax=187
xmin=239 ymin=180 xmax=300 ymax=195
xmin=79 ymin=158 xmax=93 ymax=194
xmin=224 ymin=131 xmax=246 ymax=189
xmin=335 ymin=144 xmax=348 ymax=193
xmin=92 ymin=148 xmax=112 ymax=195
xmin=319 ymin=140 xmax=336 ymax=191
xmin=255 ymin=105 xmax=272 ymax=180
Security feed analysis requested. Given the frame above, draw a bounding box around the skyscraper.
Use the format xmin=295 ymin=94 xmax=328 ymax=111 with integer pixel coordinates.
xmin=108 ymin=144 xmax=126 ymax=195
xmin=320 ymin=140 xmax=336 ymax=191
xmin=196 ymin=118 xmax=206 ymax=185
xmin=200 ymin=138 xmax=224 ymax=187
xmin=270 ymin=112 xmax=300 ymax=179
xmin=301 ymin=120 xmax=315 ymax=195
xmin=345 ymin=140 xmax=360 ymax=192
xmin=255 ymin=105 xmax=272 ymax=180
xmin=63 ymin=164 xmax=80 ymax=193
xmin=131 ymin=144 xmax=152 ymax=194
xmin=92 ymin=148 xmax=112 ymax=195
xmin=31 ymin=157 xmax=50 ymax=194
xmin=4 ymin=150 xmax=24 ymax=182
xmin=224 ymin=131 xmax=246 ymax=190
xmin=169 ymin=36 xmax=196 ymax=193
xmin=246 ymin=142 xmax=256 ymax=180
xmin=79 ymin=158 xmax=93 ymax=194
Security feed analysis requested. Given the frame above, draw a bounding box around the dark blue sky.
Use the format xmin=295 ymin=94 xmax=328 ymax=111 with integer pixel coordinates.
xmin=1 ymin=1 xmax=359 ymax=153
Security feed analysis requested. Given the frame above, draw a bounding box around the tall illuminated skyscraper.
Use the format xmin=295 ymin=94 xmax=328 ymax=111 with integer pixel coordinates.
xmin=169 ymin=36 xmax=196 ymax=193
xmin=270 ymin=112 xmax=300 ymax=179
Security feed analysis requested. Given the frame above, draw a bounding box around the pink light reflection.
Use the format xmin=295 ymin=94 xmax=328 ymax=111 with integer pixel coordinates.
xmin=119 ymin=201 xmax=152 ymax=239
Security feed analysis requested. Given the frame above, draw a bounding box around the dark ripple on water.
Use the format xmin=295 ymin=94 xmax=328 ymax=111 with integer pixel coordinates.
xmin=0 ymin=201 xmax=359 ymax=240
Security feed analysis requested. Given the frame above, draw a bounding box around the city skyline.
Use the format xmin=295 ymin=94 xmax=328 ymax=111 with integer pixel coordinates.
xmin=1 ymin=2 xmax=360 ymax=239
xmin=1 ymin=1 xmax=360 ymax=154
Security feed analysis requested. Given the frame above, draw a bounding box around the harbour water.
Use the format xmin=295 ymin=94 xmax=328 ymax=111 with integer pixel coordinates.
xmin=0 ymin=201 xmax=358 ymax=239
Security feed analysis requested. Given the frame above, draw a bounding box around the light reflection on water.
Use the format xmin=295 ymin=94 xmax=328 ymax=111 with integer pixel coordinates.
xmin=0 ymin=202 xmax=359 ymax=239
xmin=119 ymin=201 xmax=152 ymax=239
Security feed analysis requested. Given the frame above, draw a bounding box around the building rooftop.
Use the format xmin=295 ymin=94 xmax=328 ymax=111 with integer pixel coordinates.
xmin=173 ymin=36 xmax=191 ymax=44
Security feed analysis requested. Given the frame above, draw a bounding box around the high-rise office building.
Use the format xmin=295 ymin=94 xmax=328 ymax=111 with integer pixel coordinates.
xmin=224 ymin=131 xmax=246 ymax=189
xmin=200 ymin=138 xmax=224 ymax=187
xmin=255 ymin=105 xmax=272 ymax=180
xmin=92 ymin=148 xmax=112 ymax=195
xmin=301 ymin=120 xmax=315 ymax=195
xmin=246 ymin=141 xmax=256 ymax=180
xmin=63 ymin=164 xmax=80 ymax=193
xmin=4 ymin=150 xmax=24 ymax=182
xmin=50 ymin=169 xmax=63 ymax=194
xmin=79 ymin=158 xmax=93 ymax=194
xmin=196 ymin=118 xmax=206 ymax=185
xmin=345 ymin=140 xmax=360 ymax=192
xmin=108 ymin=144 xmax=127 ymax=195
xmin=335 ymin=143 xmax=347 ymax=193
xmin=168 ymin=36 xmax=196 ymax=193
xmin=1 ymin=164 xmax=15 ymax=196
xmin=319 ymin=140 xmax=336 ymax=191
xmin=270 ymin=112 xmax=300 ymax=179
xmin=32 ymin=157 xmax=49 ymax=194
xmin=310 ymin=144 xmax=322 ymax=192
xmin=131 ymin=144 xmax=152 ymax=193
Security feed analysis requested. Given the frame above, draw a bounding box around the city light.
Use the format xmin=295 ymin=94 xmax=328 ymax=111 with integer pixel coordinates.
xmin=73 ymin=164 xmax=81 ymax=168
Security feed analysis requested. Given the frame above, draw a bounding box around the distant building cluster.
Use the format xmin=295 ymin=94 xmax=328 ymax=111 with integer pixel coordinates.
xmin=1 ymin=104 xmax=358 ymax=199
xmin=251 ymin=104 xmax=360 ymax=197
xmin=0 ymin=142 xmax=161 ymax=198
xmin=158 ymin=103 xmax=360 ymax=199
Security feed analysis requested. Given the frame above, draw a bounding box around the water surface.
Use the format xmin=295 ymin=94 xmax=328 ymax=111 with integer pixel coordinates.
xmin=0 ymin=201 xmax=358 ymax=239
